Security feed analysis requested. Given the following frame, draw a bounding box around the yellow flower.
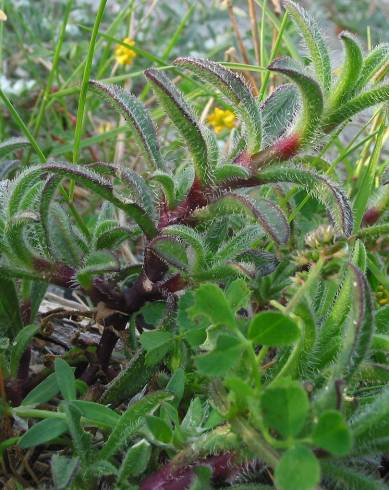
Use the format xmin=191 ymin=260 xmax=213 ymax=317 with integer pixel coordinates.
xmin=97 ymin=121 xmax=114 ymax=134
xmin=0 ymin=9 xmax=7 ymax=22
xmin=377 ymin=285 xmax=389 ymax=306
xmin=115 ymin=37 xmax=137 ymax=66
xmin=207 ymin=107 xmax=236 ymax=134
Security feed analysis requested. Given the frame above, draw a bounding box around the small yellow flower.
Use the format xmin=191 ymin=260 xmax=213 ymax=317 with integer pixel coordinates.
xmin=0 ymin=9 xmax=7 ymax=22
xmin=115 ymin=37 xmax=137 ymax=66
xmin=207 ymin=107 xmax=236 ymax=134
xmin=97 ymin=121 xmax=114 ymax=134
xmin=377 ymin=285 xmax=389 ymax=306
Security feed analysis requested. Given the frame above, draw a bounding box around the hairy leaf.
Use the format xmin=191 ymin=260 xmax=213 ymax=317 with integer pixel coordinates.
xmin=286 ymin=0 xmax=332 ymax=92
xmin=0 ymin=137 xmax=30 ymax=158
xmin=257 ymin=165 xmax=353 ymax=236
xmin=89 ymin=80 xmax=164 ymax=170
xmin=174 ymin=57 xmax=262 ymax=154
xmin=323 ymin=85 xmax=389 ymax=131
xmin=144 ymin=68 xmax=216 ymax=186
xmin=330 ymin=32 xmax=363 ymax=106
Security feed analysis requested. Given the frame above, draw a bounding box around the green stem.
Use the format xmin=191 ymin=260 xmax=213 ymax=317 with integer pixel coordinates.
xmin=231 ymin=417 xmax=278 ymax=467
xmin=0 ymin=89 xmax=46 ymax=162
xmin=259 ymin=11 xmax=288 ymax=100
xmin=72 ymin=0 xmax=108 ymax=166
xmin=25 ymin=0 xmax=74 ymax=165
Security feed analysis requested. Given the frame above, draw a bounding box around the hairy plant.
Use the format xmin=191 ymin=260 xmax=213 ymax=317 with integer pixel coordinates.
xmin=0 ymin=1 xmax=389 ymax=489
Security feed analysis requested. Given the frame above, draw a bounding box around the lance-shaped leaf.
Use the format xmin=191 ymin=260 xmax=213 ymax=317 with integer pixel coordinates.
xmin=207 ymin=193 xmax=290 ymax=245
xmin=257 ymin=164 xmax=353 ymax=236
xmin=353 ymin=43 xmax=389 ymax=94
xmin=174 ymin=57 xmax=262 ymax=154
xmin=89 ymin=81 xmax=164 ymax=171
xmin=267 ymin=57 xmax=323 ymax=147
xmin=329 ymin=32 xmax=363 ymax=107
xmin=149 ymin=235 xmax=189 ymax=270
xmin=41 ymin=162 xmax=157 ymax=238
xmin=321 ymin=462 xmax=386 ymax=490
xmin=114 ymin=166 xmax=157 ymax=220
xmin=150 ymin=172 xmax=176 ymax=208
xmin=237 ymin=249 xmax=279 ymax=278
xmin=98 ymin=391 xmax=172 ymax=461
xmin=77 ymin=250 xmax=119 ymax=289
xmin=261 ymin=84 xmax=300 ymax=147
xmin=161 ymin=224 xmax=206 ymax=271
xmin=95 ymin=225 xmax=132 ymax=250
xmin=0 ymin=277 xmax=23 ymax=334
xmin=285 ymin=0 xmax=332 ymax=93
xmin=323 ymin=85 xmax=389 ymax=132
xmin=144 ymin=68 xmax=216 ymax=186
xmin=6 ymin=166 xmax=43 ymax=218
xmin=46 ymin=203 xmax=83 ymax=266
xmin=0 ymin=160 xmax=20 ymax=180
xmin=339 ymin=264 xmax=375 ymax=380
xmin=40 ymin=175 xmax=63 ymax=256
xmin=214 ymin=164 xmax=250 ymax=184
xmin=213 ymin=224 xmax=263 ymax=263
xmin=5 ymin=211 xmax=40 ymax=266
xmin=0 ymin=137 xmax=30 ymax=158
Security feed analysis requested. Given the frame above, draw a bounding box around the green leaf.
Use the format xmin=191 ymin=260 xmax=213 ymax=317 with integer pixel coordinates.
xmin=166 ymin=367 xmax=185 ymax=405
xmin=0 ymin=137 xmax=30 ymax=158
xmin=267 ymin=57 xmax=323 ymax=147
xmin=225 ymin=278 xmax=250 ymax=313
xmin=213 ymin=224 xmax=263 ymax=263
xmin=55 ymin=358 xmax=76 ymax=401
xmin=0 ymin=277 xmax=23 ymax=335
xmin=117 ymin=439 xmax=151 ymax=483
xmin=144 ymin=68 xmax=216 ymax=185
xmin=71 ymin=400 xmax=120 ymax=429
xmin=376 ymin=305 xmax=389 ymax=334
xmin=208 ymin=194 xmax=290 ymax=245
xmin=161 ymin=225 xmax=206 ymax=271
xmin=191 ymin=283 xmax=236 ymax=328
xmin=275 ymin=445 xmax=320 ymax=490
xmin=262 ymin=84 xmax=300 ymax=146
xmin=22 ymin=373 xmax=59 ymax=406
xmin=341 ymin=265 xmax=375 ymax=380
xmin=51 ymin=455 xmax=80 ymax=490
xmin=323 ymin=85 xmax=389 ymax=132
xmin=177 ymin=291 xmax=208 ymax=347
xmin=257 ymin=164 xmax=353 ymax=237
xmin=19 ymin=418 xmax=68 ymax=449
xmin=181 ymin=397 xmax=204 ymax=432
xmin=214 ymin=164 xmax=250 ymax=184
xmin=100 ymin=349 xmax=158 ymax=406
xmin=329 ymin=32 xmax=363 ymax=107
xmin=62 ymin=402 xmax=92 ymax=466
xmin=261 ymin=379 xmax=309 ymax=438
xmin=42 ymin=162 xmax=157 ymax=238
xmin=248 ymin=312 xmax=299 ymax=346
xmin=285 ymin=0 xmax=332 ymax=92
xmin=174 ymin=57 xmax=262 ymax=154
xmin=89 ymin=80 xmax=164 ymax=170
xmin=99 ymin=391 xmax=172 ymax=460
xmin=140 ymin=330 xmax=174 ymax=366
xmin=10 ymin=324 xmax=39 ymax=377
xmin=150 ymin=172 xmax=176 ymax=208
xmin=312 ymin=410 xmax=352 ymax=456
xmin=145 ymin=415 xmax=173 ymax=444
xmin=354 ymin=43 xmax=389 ymax=94
xmin=321 ymin=462 xmax=387 ymax=490
xmin=195 ymin=334 xmax=243 ymax=377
